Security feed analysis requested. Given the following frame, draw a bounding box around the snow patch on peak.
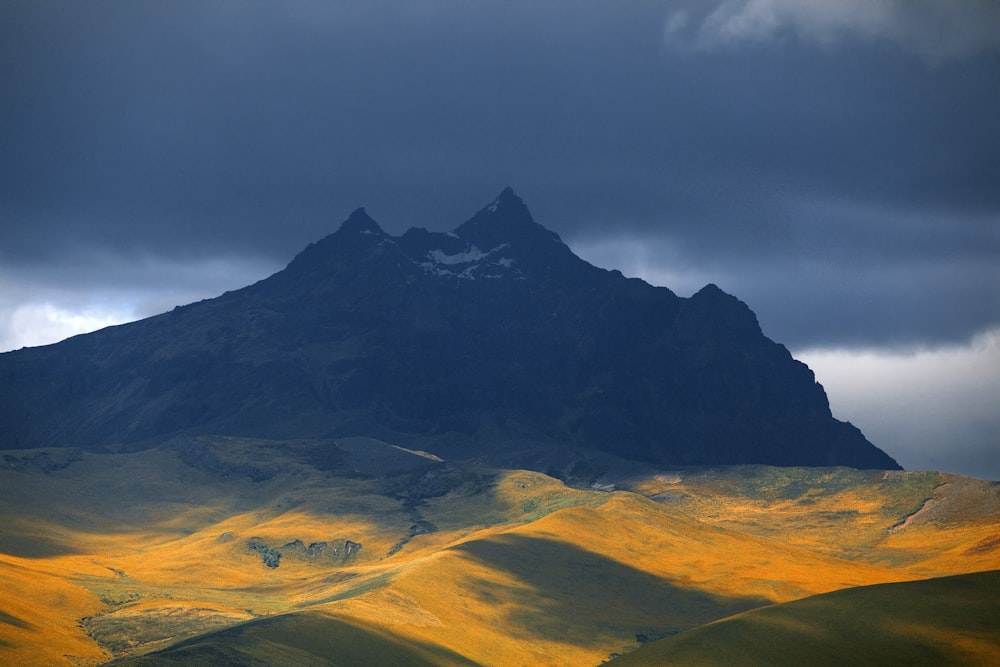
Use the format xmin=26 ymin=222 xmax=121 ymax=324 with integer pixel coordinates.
xmin=426 ymin=243 xmax=508 ymax=266
xmin=418 ymin=243 xmax=521 ymax=280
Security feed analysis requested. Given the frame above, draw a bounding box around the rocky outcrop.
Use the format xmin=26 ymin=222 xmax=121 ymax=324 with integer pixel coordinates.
xmin=244 ymin=537 xmax=364 ymax=568
xmin=245 ymin=537 xmax=281 ymax=569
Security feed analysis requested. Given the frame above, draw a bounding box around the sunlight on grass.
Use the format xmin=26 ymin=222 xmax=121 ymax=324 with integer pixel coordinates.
xmin=1 ymin=446 xmax=997 ymax=665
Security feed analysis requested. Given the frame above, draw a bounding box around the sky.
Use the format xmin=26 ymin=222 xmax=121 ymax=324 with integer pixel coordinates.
xmin=1 ymin=1 xmax=998 ymax=479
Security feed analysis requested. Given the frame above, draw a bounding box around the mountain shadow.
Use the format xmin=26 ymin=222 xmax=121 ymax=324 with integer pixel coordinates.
xmin=449 ymin=533 xmax=771 ymax=645
xmin=0 ymin=611 xmax=31 ymax=631
xmin=608 ymin=569 xmax=1000 ymax=666
xmin=109 ymin=610 xmax=480 ymax=666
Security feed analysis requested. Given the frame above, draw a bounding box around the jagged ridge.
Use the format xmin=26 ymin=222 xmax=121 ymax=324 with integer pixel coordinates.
xmin=0 ymin=188 xmax=900 ymax=470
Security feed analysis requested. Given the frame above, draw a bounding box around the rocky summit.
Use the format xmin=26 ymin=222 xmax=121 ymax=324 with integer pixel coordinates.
xmin=0 ymin=188 xmax=899 ymax=470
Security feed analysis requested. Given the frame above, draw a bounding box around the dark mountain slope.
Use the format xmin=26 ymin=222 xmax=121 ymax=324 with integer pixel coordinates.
xmin=0 ymin=188 xmax=899 ymax=469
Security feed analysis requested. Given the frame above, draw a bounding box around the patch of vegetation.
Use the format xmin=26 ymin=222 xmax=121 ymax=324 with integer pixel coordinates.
xmin=245 ymin=536 xmax=365 ymax=568
xmin=171 ymin=437 xmax=276 ymax=482
xmin=509 ymin=475 xmax=611 ymax=523
xmin=1 ymin=449 xmax=83 ymax=473
xmin=386 ymin=520 xmax=437 ymax=557
xmin=385 ymin=467 xmax=496 ymax=503
xmin=81 ymin=604 xmax=254 ymax=659
xmin=564 ymin=458 xmax=609 ymax=486
xmin=879 ymin=471 xmax=941 ymax=511
xmin=297 ymin=439 xmax=349 ymax=472
xmin=245 ymin=537 xmax=281 ymax=569
xmin=100 ymin=592 xmax=144 ymax=607
xmin=108 ymin=608 xmax=479 ymax=666
xmin=720 ymin=465 xmax=874 ymax=502
xmin=312 ymin=571 xmax=397 ymax=606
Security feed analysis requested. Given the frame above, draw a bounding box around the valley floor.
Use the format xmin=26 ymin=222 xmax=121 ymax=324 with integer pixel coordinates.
xmin=1 ymin=438 xmax=998 ymax=665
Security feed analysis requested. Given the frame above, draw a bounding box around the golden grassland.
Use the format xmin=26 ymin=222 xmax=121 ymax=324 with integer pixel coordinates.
xmin=1 ymin=441 xmax=998 ymax=665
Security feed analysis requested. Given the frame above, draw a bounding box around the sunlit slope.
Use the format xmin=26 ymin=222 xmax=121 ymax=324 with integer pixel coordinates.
xmin=625 ymin=465 xmax=1000 ymax=574
xmin=608 ymin=570 xmax=1000 ymax=666
xmin=318 ymin=493 xmax=897 ymax=666
xmin=0 ymin=440 xmax=436 ymax=664
xmin=1 ymin=441 xmax=998 ymax=665
xmin=105 ymin=484 xmax=896 ymax=667
xmin=113 ymin=470 xmax=998 ymax=666
xmin=0 ymin=553 xmax=108 ymax=666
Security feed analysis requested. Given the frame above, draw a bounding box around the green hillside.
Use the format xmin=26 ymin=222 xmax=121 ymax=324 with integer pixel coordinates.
xmin=110 ymin=611 xmax=477 ymax=666
xmin=609 ymin=570 xmax=1000 ymax=666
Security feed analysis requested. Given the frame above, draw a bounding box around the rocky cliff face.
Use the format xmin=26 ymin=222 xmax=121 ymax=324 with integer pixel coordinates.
xmin=0 ymin=188 xmax=900 ymax=470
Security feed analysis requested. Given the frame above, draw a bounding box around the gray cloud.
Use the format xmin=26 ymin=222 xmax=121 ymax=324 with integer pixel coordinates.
xmin=0 ymin=252 xmax=278 ymax=351
xmin=798 ymin=331 xmax=1000 ymax=481
xmin=1 ymin=2 xmax=998 ymax=476
xmin=665 ymin=0 xmax=1000 ymax=64
xmin=2 ymin=1 xmax=996 ymax=346
xmin=572 ymin=232 xmax=1000 ymax=351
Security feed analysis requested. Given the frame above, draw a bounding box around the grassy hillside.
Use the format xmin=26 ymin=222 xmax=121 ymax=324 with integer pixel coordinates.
xmin=110 ymin=611 xmax=479 ymax=667
xmin=608 ymin=570 xmax=1000 ymax=666
xmin=1 ymin=440 xmax=997 ymax=665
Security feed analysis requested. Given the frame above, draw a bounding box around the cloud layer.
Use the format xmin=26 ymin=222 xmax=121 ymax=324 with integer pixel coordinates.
xmin=797 ymin=329 xmax=1000 ymax=480
xmin=0 ymin=254 xmax=278 ymax=351
xmin=665 ymin=0 xmax=1000 ymax=64
xmin=1 ymin=2 xmax=997 ymax=477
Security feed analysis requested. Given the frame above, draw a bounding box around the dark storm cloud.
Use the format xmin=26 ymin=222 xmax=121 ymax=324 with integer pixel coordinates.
xmin=3 ymin=1 xmax=674 ymax=259
xmin=1 ymin=1 xmax=998 ymax=478
xmin=1 ymin=0 xmax=998 ymax=348
xmin=572 ymin=195 xmax=1000 ymax=349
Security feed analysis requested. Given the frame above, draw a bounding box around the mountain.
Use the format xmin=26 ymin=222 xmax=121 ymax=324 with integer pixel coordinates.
xmin=0 ymin=187 xmax=899 ymax=470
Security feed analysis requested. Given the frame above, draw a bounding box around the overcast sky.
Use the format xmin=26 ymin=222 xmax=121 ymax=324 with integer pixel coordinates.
xmin=2 ymin=1 xmax=998 ymax=479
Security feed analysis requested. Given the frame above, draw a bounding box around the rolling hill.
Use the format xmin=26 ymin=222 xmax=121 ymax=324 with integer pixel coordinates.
xmin=1 ymin=441 xmax=996 ymax=665
xmin=607 ymin=570 xmax=1000 ymax=666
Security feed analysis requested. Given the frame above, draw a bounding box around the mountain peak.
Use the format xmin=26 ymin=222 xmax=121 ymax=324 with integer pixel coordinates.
xmin=482 ymin=186 xmax=529 ymax=218
xmin=487 ymin=186 xmax=519 ymax=212
xmin=455 ymin=188 xmax=563 ymax=250
xmin=338 ymin=207 xmax=386 ymax=237
xmin=283 ymin=207 xmax=389 ymax=273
